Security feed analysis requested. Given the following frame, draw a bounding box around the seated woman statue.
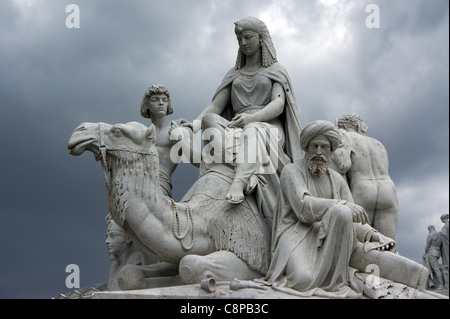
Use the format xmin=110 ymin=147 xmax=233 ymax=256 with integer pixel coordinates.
xmin=192 ymin=17 xmax=302 ymax=219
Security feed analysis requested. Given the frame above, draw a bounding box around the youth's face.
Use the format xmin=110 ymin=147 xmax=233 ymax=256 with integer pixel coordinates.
xmin=148 ymin=94 xmax=169 ymax=118
xmin=237 ymin=30 xmax=261 ymax=57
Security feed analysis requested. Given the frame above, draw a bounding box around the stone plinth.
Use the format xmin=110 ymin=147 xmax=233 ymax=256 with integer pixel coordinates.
xmin=91 ymin=282 xmax=324 ymax=299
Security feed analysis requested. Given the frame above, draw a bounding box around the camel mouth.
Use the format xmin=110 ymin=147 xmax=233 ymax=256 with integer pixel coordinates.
xmin=68 ymin=138 xmax=96 ymax=156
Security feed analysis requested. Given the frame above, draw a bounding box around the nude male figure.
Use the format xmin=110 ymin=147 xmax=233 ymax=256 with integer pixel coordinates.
xmin=337 ymin=112 xmax=399 ymax=239
xmin=140 ymin=84 xmax=201 ymax=197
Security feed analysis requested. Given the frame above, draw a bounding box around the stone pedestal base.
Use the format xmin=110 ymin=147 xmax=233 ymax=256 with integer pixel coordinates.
xmin=91 ymin=281 xmax=448 ymax=299
xmin=92 ymin=282 xmax=322 ymax=299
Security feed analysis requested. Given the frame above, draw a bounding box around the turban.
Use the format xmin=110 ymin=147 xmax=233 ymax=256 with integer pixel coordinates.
xmin=300 ymin=120 xmax=342 ymax=152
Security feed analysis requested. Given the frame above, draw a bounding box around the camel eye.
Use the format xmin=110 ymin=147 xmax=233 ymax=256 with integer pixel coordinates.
xmin=112 ymin=127 xmax=122 ymax=136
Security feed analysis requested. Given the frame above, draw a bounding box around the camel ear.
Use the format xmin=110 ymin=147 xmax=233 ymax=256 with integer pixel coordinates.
xmin=145 ymin=124 xmax=156 ymax=140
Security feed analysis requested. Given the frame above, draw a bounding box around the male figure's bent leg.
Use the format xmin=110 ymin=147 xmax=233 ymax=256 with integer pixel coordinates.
xmin=349 ymin=242 xmax=429 ymax=290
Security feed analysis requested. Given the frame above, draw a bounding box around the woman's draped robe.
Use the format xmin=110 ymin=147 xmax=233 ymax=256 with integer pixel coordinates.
xmin=192 ymin=63 xmax=302 ymax=225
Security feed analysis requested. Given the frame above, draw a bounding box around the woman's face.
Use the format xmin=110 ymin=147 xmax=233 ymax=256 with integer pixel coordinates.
xmin=105 ymin=230 xmax=129 ymax=260
xmin=237 ymin=30 xmax=261 ymax=57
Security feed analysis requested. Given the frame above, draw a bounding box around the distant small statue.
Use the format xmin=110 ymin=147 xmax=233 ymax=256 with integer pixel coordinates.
xmin=440 ymin=213 xmax=449 ymax=266
xmin=423 ymin=225 xmax=445 ymax=289
xmin=336 ymin=112 xmax=399 ymax=239
xmin=439 ymin=214 xmax=449 ymax=288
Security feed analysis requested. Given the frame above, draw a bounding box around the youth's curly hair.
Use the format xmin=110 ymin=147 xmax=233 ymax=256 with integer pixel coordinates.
xmin=140 ymin=84 xmax=173 ymax=119
xmin=337 ymin=112 xmax=368 ymax=134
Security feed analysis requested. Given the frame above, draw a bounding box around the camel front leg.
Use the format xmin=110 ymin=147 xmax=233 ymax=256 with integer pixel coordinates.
xmin=179 ymin=250 xmax=262 ymax=284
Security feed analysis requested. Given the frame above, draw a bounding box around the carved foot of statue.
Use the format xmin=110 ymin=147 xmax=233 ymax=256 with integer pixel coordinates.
xmin=225 ymin=179 xmax=245 ymax=204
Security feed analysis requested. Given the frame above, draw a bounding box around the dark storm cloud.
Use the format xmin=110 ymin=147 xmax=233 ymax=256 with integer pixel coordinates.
xmin=0 ymin=0 xmax=448 ymax=298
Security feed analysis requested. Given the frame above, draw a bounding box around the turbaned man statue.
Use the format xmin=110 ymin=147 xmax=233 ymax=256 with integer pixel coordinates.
xmin=262 ymin=120 xmax=429 ymax=299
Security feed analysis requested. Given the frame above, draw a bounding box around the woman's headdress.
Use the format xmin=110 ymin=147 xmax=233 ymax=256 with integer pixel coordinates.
xmin=234 ymin=17 xmax=277 ymax=69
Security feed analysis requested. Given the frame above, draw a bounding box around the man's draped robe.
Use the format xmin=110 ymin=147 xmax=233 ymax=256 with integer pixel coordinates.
xmin=264 ymin=162 xmax=366 ymax=297
xmin=262 ymin=162 xmax=428 ymax=298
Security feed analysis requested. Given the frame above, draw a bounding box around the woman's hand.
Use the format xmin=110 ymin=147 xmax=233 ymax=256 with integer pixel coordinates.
xmin=191 ymin=119 xmax=202 ymax=134
xmin=228 ymin=112 xmax=254 ymax=128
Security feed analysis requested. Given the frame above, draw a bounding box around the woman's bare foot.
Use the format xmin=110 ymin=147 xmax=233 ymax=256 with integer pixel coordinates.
xmin=225 ymin=179 xmax=245 ymax=204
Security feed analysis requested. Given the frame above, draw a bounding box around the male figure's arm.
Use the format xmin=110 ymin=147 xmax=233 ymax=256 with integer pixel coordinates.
xmin=280 ymin=164 xmax=342 ymax=224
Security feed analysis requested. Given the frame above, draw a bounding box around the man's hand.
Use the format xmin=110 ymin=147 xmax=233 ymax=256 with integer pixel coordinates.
xmin=169 ymin=121 xmax=193 ymax=142
xmin=168 ymin=121 xmax=183 ymax=141
xmin=345 ymin=202 xmax=369 ymax=225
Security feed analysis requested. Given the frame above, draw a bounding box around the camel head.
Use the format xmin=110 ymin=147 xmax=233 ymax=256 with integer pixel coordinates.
xmin=68 ymin=121 xmax=161 ymax=244
xmin=67 ymin=121 xmax=157 ymax=160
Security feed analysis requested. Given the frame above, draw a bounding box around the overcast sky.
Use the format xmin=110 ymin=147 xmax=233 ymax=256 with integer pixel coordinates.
xmin=0 ymin=0 xmax=448 ymax=299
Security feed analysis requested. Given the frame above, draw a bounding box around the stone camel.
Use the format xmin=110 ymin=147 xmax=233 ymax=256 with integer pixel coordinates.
xmin=68 ymin=121 xmax=271 ymax=289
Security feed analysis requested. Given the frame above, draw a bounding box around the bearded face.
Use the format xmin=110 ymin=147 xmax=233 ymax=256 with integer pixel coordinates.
xmin=306 ymin=135 xmax=332 ymax=176
xmin=307 ymin=154 xmax=329 ymax=176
